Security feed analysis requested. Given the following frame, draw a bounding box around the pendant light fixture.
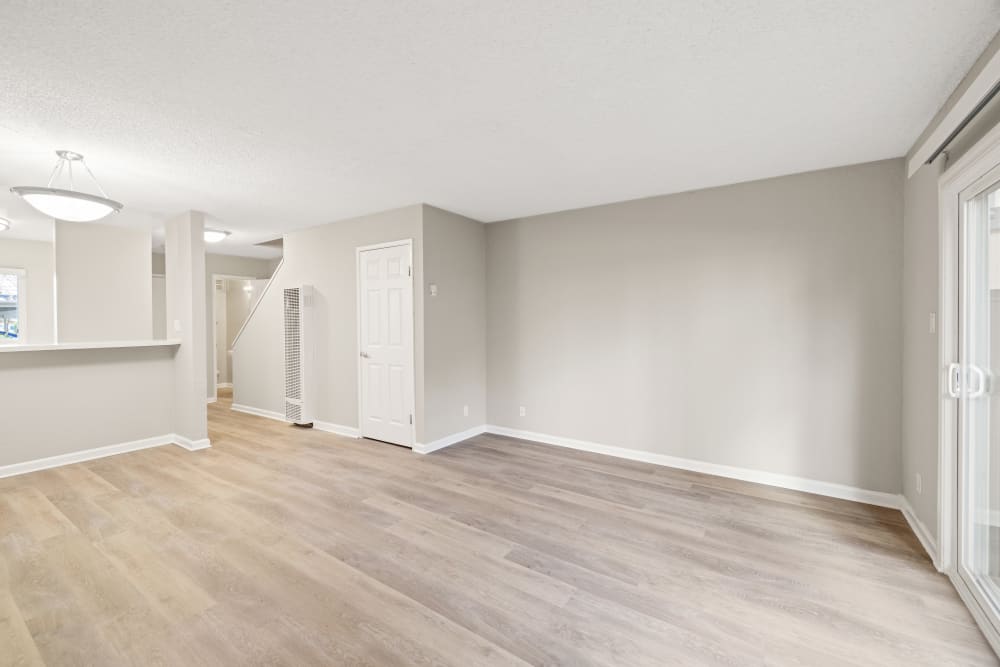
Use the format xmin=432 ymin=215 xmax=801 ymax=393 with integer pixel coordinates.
xmin=10 ymin=150 xmax=123 ymax=222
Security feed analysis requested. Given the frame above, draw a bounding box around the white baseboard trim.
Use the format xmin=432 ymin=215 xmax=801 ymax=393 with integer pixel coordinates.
xmin=899 ymin=495 xmax=941 ymax=570
xmin=484 ymin=424 xmax=901 ymax=509
xmin=0 ymin=433 xmax=209 ymax=479
xmin=206 ymin=397 xmax=217 ymax=404
xmin=415 ymin=425 xmax=488 ymax=454
xmin=217 ymin=382 xmax=233 ymax=389
xmin=173 ymin=435 xmax=212 ymax=451
xmin=231 ymin=403 xmax=285 ymax=421
xmin=230 ymin=403 xmax=360 ymax=438
xmin=314 ymin=421 xmax=361 ymax=438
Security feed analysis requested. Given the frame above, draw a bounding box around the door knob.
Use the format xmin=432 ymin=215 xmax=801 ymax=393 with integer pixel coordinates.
xmin=360 ymin=351 xmax=370 ymax=358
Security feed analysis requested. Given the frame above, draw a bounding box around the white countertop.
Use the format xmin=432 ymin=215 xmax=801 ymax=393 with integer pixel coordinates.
xmin=0 ymin=339 xmax=182 ymax=353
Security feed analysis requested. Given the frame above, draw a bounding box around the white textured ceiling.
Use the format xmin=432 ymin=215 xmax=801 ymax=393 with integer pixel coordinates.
xmin=0 ymin=1 xmax=998 ymax=254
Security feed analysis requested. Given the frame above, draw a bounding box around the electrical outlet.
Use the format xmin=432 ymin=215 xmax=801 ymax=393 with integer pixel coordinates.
xmin=463 ymin=405 xmax=469 ymax=417
xmin=916 ymin=473 xmax=922 ymax=495
xmin=519 ymin=406 xmax=526 ymax=417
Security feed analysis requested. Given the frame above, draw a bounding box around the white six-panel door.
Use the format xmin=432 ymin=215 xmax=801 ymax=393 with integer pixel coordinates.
xmin=358 ymin=241 xmax=414 ymax=447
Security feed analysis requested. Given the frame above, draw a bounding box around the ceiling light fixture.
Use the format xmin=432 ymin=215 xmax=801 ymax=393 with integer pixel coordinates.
xmin=204 ymin=229 xmax=231 ymax=243
xmin=10 ymin=150 xmax=123 ymax=222
xmin=0 ymin=217 xmax=9 ymax=232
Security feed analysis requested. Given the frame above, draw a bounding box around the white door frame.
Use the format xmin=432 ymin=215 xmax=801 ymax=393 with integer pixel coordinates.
xmin=210 ymin=273 xmax=255 ymax=402
xmin=355 ymin=239 xmax=416 ymax=446
xmin=938 ymin=119 xmax=1000 ymax=655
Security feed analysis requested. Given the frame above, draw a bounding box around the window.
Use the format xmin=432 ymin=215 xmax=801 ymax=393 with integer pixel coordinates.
xmin=0 ymin=269 xmax=25 ymax=342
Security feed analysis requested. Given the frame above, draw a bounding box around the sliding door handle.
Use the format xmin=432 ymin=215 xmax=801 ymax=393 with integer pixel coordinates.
xmin=948 ymin=363 xmax=962 ymax=398
xmin=968 ymin=365 xmax=988 ymax=398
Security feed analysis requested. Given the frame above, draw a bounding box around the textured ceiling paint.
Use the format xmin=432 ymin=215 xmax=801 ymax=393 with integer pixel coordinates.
xmin=0 ymin=1 xmax=998 ymax=253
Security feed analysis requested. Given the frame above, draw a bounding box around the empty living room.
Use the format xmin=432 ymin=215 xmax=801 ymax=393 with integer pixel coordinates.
xmin=4 ymin=1 xmax=1000 ymax=665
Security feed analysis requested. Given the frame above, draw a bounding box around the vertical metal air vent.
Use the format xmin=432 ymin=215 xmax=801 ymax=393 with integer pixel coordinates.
xmin=283 ymin=286 xmax=314 ymax=425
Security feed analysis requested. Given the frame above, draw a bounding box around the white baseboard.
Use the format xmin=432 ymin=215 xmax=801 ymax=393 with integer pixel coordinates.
xmin=0 ymin=433 xmax=208 ymax=479
xmin=231 ymin=403 xmax=285 ymax=421
xmin=216 ymin=382 xmax=233 ymax=389
xmin=174 ymin=435 xmax=212 ymax=451
xmin=484 ymin=424 xmax=902 ymax=509
xmin=231 ymin=403 xmax=360 ymax=438
xmin=415 ymin=425 xmax=488 ymax=454
xmin=899 ymin=495 xmax=941 ymax=569
xmin=206 ymin=397 xmax=217 ymax=404
xmin=314 ymin=420 xmax=361 ymax=438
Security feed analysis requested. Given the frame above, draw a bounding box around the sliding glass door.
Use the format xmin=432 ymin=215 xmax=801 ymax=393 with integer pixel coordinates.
xmin=959 ymin=172 xmax=1000 ymax=633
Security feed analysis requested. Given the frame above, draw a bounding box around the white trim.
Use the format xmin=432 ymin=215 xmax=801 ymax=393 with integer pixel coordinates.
xmin=0 ymin=339 xmax=181 ymax=353
xmin=356 ymin=239 xmax=416 ymax=447
xmin=0 ymin=434 xmax=207 ymax=479
xmin=230 ymin=402 xmax=361 ymax=437
xmin=206 ymin=397 xmax=217 ymax=404
xmin=899 ymin=495 xmax=941 ymax=570
xmin=314 ymin=420 xmax=361 ymax=438
xmin=484 ymin=425 xmax=901 ymax=508
xmin=231 ymin=403 xmax=286 ymax=421
xmin=217 ymin=382 xmax=233 ymax=389
xmin=414 ymin=425 xmax=488 ymax=454
xmin=173 ymin=435 xmax=211 ymax=451
xmin=949 ymin=571 xmax=1000 ymax=657
xmin=908 ymin=47 xmax=1000 ymax=177
xmin=231 ymin=259 xmax=283 ymax=350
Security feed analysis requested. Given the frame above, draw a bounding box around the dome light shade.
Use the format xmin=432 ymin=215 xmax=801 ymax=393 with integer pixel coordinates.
xmin=9 ymin=186 xmax=122 ymax=222
xmin=10 ymin=150 xmax=123 ymax=223
xmin=204 ymin=229 xmax=231 ymax=243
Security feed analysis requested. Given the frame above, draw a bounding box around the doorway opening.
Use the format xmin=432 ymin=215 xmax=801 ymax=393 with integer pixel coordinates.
xmin=212 ymin=274 xmax=268 ymax=402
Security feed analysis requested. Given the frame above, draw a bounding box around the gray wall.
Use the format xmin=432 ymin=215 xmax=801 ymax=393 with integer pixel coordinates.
xmin=0 ymin=347 xmax=176 ymax=466
xmin=422 ymin=205 xmax=487 ymax=442
xmin=0 ymin=238 xmax=55 ymax=344
xmin=232 ymin=205 xmax=425 ymax=436
xmin=901 ymin=161 xmax=945 ymax=538
xmin=56 ymin=222 xmax=152 ymax=342
xmin=487 ymin=159 xmax=904 ymax=493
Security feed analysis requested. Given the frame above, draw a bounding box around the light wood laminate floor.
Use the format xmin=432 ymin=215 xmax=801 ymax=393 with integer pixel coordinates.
xmin=1 ymin=394 xmax=996 ymax=666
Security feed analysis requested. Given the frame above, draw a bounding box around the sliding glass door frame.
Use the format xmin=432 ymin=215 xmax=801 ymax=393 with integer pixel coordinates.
xmin=939 ymin=122 xmax=1000 ymax=656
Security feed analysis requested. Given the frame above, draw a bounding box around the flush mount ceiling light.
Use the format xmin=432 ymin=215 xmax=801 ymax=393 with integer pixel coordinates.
xmin=204 ymin=229 xmax=231 ymax=243
xmin=0 ymin=217 xmax=9 ymax=231
xmin=10 ymin=150 xmax=123 ymax=223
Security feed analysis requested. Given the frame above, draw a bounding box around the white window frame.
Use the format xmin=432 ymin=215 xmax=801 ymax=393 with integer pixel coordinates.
xmin=0 ymin=267 xmax=26 ymax=344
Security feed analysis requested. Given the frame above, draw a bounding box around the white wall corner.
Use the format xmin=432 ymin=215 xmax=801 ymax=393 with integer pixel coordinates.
xmin=414 ymin=425 xmax=488 ymax=454
xmin=483 ymin=425 xmax=902 ymax=509
xmin=899 ymin=494 xmax=941 ymax=570
xmin=173 ymin=435 xmax=212 ymax=451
